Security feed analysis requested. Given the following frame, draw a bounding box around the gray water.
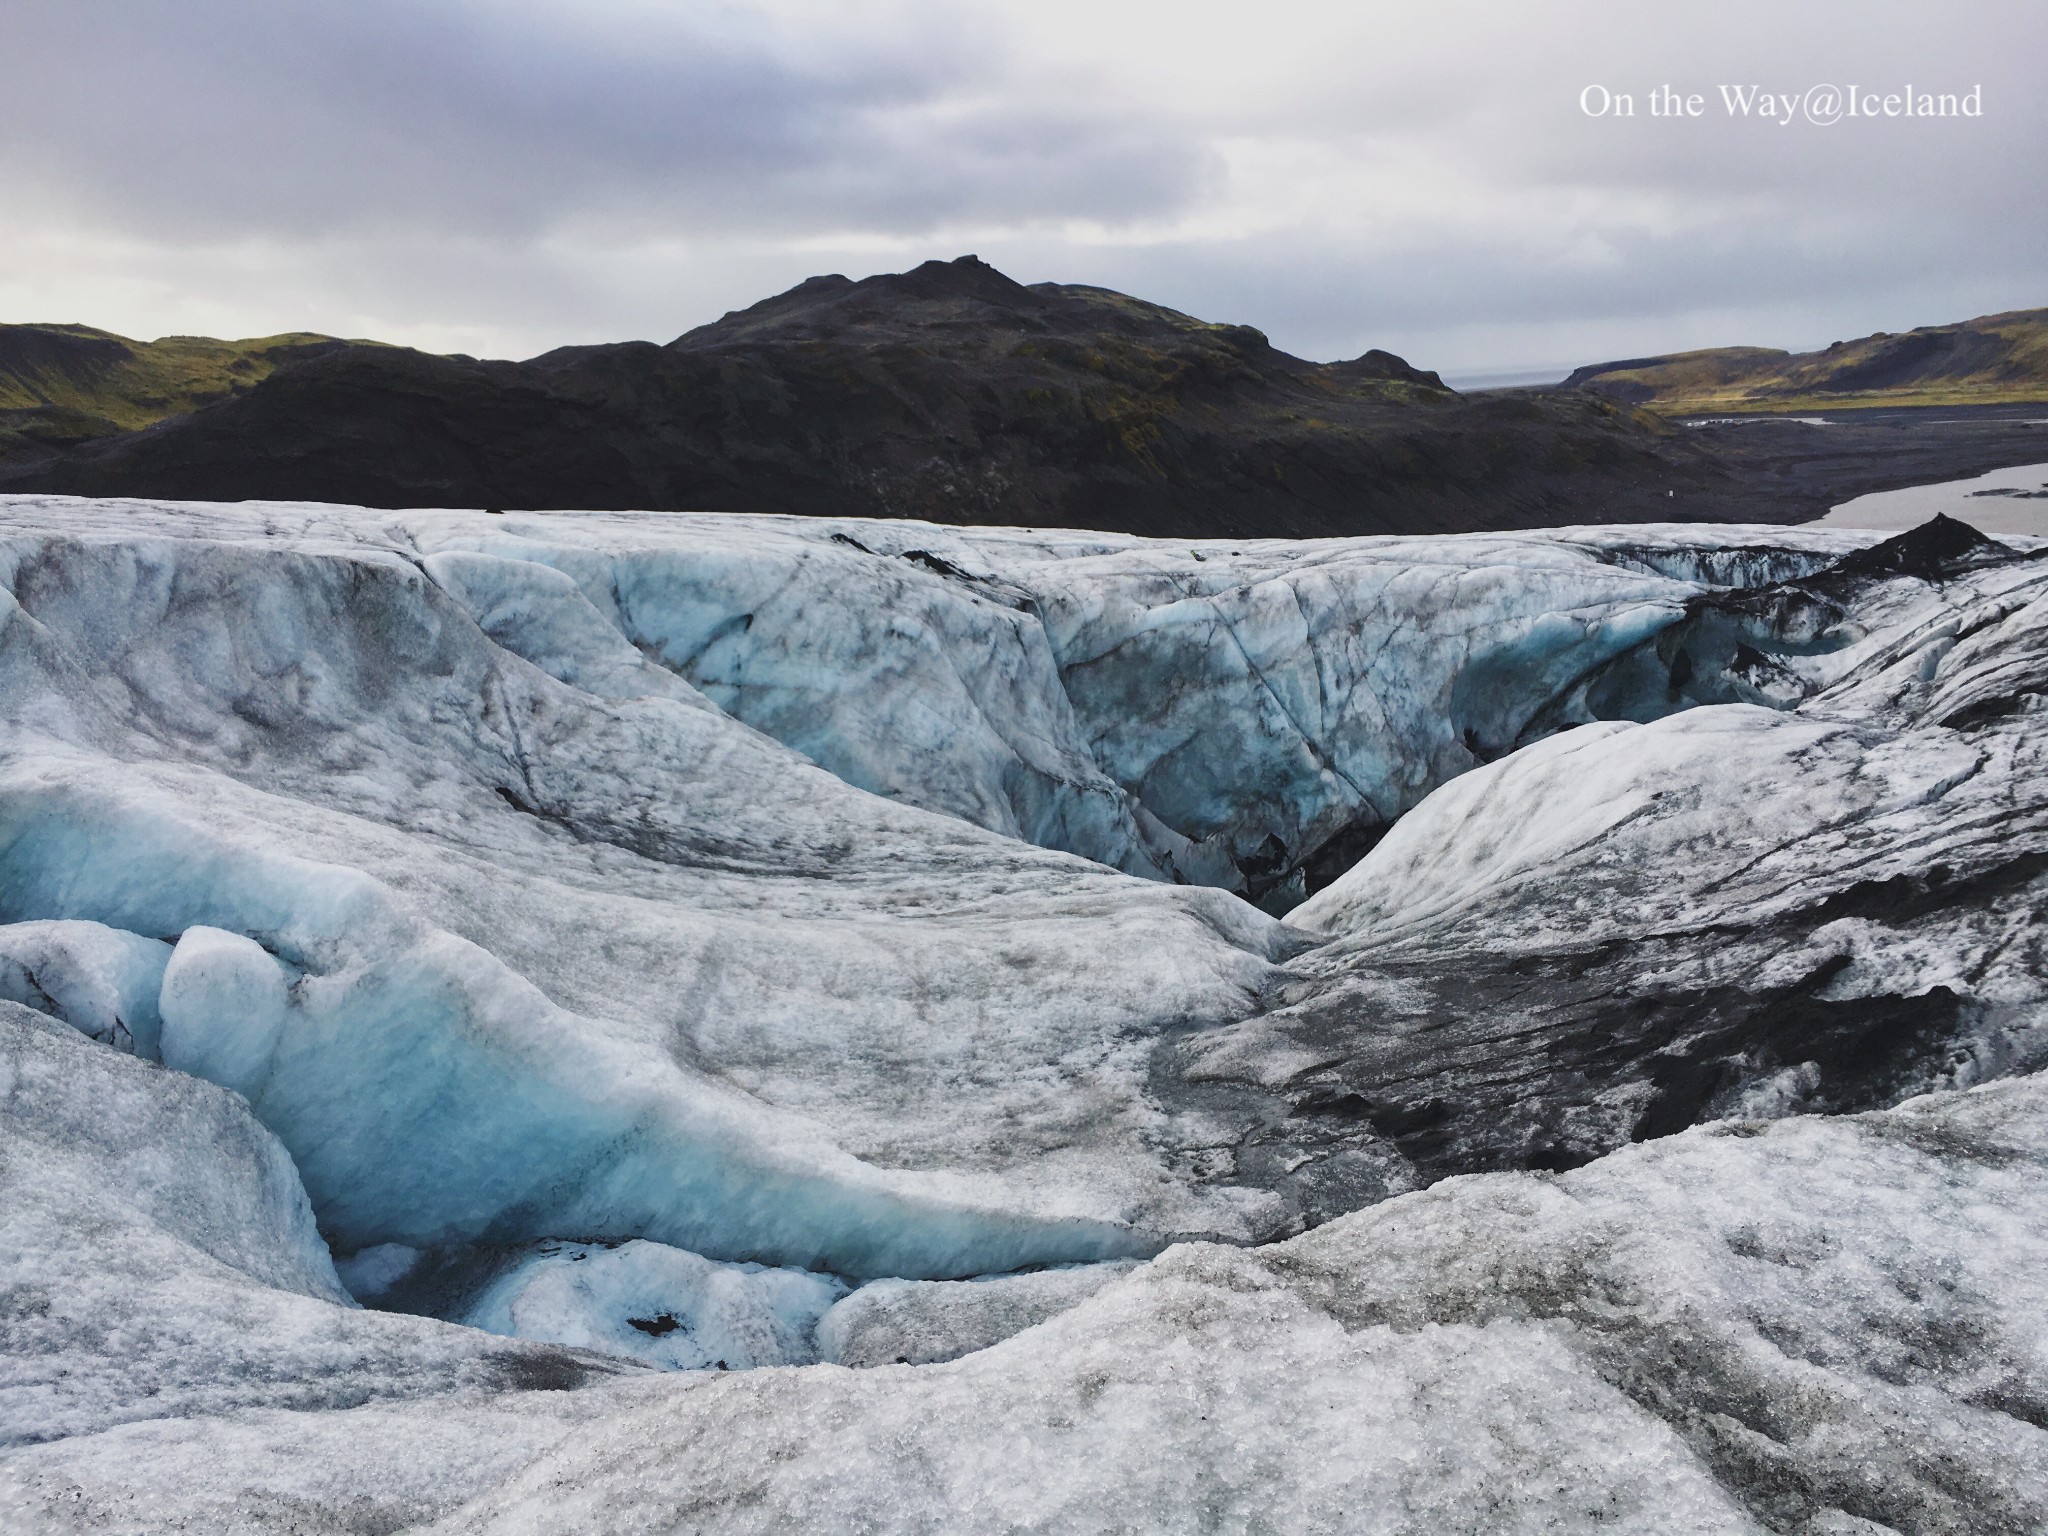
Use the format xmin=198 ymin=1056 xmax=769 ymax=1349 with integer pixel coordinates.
xmin=1821 ymin=458 xmax=2048 ymax=538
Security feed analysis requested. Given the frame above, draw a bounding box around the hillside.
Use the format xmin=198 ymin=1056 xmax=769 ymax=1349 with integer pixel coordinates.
xmin=8 ymin=266 xmax=2045 ymax=534
xmin=0 ymin=324 xmax=352 ymax=464
xmin=0 ymin=257 xmax=1756 ymax=539
xmin=1565 ymin=308 xmax=2048 ymax=413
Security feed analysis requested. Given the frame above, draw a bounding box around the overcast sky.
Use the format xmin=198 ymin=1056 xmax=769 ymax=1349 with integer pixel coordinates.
xmin=2 ymin=0 xmax=2042 ymax=380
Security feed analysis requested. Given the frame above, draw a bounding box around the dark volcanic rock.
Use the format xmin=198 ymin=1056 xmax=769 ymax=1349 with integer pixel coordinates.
xmin=1834 ymin=509 xmax=2016 ymax=578
xmin=0 ymin=257 xmax=1755 ymax=538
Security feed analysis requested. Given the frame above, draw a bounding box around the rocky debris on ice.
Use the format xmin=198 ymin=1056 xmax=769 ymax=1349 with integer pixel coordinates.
xmin=1172 ymin=517 xmax=2048 ymax=1213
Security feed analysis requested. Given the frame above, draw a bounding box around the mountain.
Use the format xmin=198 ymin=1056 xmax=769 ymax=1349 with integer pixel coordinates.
xmin=1564 ymin=306 xmax=2048 ymax=413
xmin=0 ymin=257 xmax=1758 ymax=537
xmin=9 ymin=265 xmax=2045 ymax=535
xmin=0 ymin=323 xmax=351 ymax=464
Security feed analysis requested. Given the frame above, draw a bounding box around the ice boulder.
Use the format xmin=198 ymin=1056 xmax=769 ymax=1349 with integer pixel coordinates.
xmin=158 ymin=925 xmax=294 ymax=1101
xmin=0 ymin=918 xmax=171 ymax=1057
xmin=460 ymin=1240 xmax=848 ymax=1371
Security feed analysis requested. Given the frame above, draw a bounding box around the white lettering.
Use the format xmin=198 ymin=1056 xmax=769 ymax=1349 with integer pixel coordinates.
xmin=1643 ymin=83 xmax=1982 ymax=125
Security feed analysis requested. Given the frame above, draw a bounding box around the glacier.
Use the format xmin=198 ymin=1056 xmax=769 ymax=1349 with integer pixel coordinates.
xmin=1 ymin=492 xmax=2044 ymax=1531
xmin=429 ymin=1072 xmax=2048 ymax=1536
xmin=456 ymin=1240 xmax=848 ymax=1373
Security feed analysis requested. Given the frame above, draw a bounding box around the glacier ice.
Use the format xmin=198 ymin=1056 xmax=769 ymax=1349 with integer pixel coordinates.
xmin=158 ymin=924 xmax=295 ymax=1100
xmin=0 ymin=1001 xmax=624 ymax=1450
xmin=0 ymin=764 xmax=1167 ymax=1278
xmin=406 ymin=511 xmax=1861 ymax=906
xmin=0 ymin=497 xmax=2040 ymax=1258
xmin=0 ymin=918 xmax=169 ymax=1057
xmin=816 ymin=1261 xmax=1141 ymax=1367
xmin=0 ymin=996 xmax=660 ymax=1528
xmin=460 ymin=1240 xmax=847 ymax=1371
xmin=335 ymin=1239 xmax=423 ymax=1301
xmin=0 ymin=494 xmax=2044 ymax=1528
xmin=416 ymin=1076 xmax=2048 ymax=1536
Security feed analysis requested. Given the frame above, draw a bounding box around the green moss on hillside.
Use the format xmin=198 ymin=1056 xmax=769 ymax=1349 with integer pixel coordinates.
xmin=0 ymin=324 xmax=354 ymax=452
xmin=1568 ymin=310 xmax=2048 ymax=414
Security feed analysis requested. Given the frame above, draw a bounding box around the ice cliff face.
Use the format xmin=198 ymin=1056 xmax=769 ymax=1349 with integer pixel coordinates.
xmin=405 ymin=511 xmax=1840 ymax=906
xmin=2 ymin=495 xmax=2044 ymax=1530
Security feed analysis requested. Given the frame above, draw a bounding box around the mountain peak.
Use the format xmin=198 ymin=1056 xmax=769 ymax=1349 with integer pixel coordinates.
xmin=672 ymin=256 xmax=1049 ymax=348
xmin=874 ymin=255 xmax=1039 ymax=305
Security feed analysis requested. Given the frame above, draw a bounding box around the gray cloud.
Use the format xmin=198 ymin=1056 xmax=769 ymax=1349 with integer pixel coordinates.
xmin=0 ymin=0 xmax=1209 ymax=240
xmin=0 ymin=0 xmax=2041 ymax=374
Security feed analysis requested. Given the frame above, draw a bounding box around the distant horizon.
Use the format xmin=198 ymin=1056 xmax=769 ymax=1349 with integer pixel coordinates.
xmin=7 ymin=259 xmax=2038 ymax=382
xmin=10 ymin=252 xmax=2037 ymax=389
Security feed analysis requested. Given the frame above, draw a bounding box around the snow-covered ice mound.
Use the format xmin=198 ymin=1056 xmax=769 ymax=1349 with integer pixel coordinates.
xmin=0 ymin=1001 xmax=636 ymax=1449
xmin=1 ymin=495 xmax=2044 ymax=1529
xmin=13 ymin=992 xmax=2043 ymax=1532
xmin=423 ymin=1075 xmax=2048 ymax=1535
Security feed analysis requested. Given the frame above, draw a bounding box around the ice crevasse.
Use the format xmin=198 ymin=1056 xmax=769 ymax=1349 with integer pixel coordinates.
xmin=2 ymin=495 xmax=2042 ymax=1375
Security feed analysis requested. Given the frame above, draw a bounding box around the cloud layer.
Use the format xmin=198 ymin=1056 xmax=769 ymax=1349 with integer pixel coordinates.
xmin=2 ymin=0 xmax=2041 ymax=375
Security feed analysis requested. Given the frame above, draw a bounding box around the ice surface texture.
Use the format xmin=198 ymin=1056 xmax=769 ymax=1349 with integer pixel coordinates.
xmin=0 ymin=1002 xmax=628 ymax=1450
xmin=429 ymin=1074 xmax=2048 ymax=1536
xmin=1 ymin=496 xmax=2044 ymax=1529
xmin=16 ymin=1028 xmax=2036 ymax=1533
xmin=461 ymin=1240 xmax=846 ymax=1371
